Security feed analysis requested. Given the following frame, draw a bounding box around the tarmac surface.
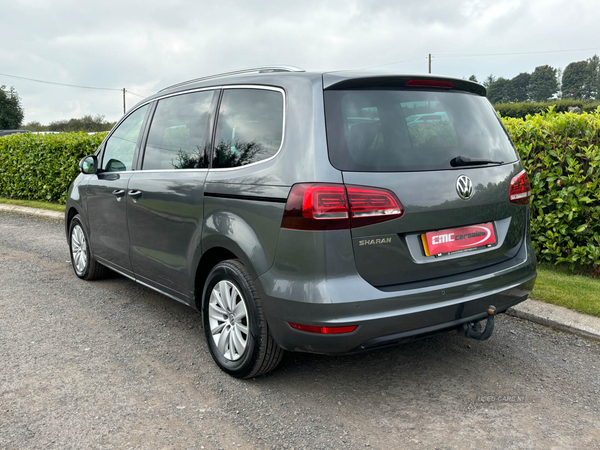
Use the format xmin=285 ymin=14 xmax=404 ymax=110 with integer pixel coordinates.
xmin=1 ymin=212 xmax=599 ymax=449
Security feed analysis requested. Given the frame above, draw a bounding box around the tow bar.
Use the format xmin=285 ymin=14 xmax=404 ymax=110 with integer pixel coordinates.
xmin=460 ymin=305 xmax=497 ymax=341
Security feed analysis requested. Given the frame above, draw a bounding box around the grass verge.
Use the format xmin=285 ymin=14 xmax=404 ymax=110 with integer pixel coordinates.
xmin=0 ymin=197 xmax=65 ymax=212
xmin=531 ymin=265 xmax=600 ymax=318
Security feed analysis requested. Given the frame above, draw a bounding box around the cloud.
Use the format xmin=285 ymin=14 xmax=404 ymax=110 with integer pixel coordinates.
xmin=0 ymin=0 xmax=598 ymax=124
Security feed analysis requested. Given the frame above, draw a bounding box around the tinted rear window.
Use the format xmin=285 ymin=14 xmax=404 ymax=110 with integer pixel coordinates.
xmin=324 ymin=89 xmax=517 ymax=172
xmin=213 ymin=88 xmax=284 ymax=168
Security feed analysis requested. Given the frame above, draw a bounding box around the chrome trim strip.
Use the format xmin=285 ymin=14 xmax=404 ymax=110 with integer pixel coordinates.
xmin=95 ymin=259 xmax=136 ymax=281
xmin=102 ymin=85 xmax=286 ymax=174
xmin=131 ymin=168 xmax=209 ymax=174
xmin=135 ymin=278 xmax=190 ymax=306
xmin=98 ymin=259 xmax=190 ymax=306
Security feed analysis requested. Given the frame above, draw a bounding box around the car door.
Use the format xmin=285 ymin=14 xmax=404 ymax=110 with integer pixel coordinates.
xmin=126 ymin=89 xmax=218 ymax=301
xmin=86 ymin=104 xmax=150 ymax=276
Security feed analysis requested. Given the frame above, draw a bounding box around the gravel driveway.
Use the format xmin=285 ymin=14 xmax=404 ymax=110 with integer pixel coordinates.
xmin=1 ymin=213 xmax=599 ymax=449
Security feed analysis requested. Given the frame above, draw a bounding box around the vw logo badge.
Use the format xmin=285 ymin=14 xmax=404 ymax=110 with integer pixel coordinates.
xmin=456 ymin=175 xmax=473 ymax=200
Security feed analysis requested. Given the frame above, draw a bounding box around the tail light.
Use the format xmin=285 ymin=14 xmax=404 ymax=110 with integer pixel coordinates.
xmin=281 ymin=183 xmax=403 ymax=230
xmin=509 ymin=170 xmax=531 ymax=205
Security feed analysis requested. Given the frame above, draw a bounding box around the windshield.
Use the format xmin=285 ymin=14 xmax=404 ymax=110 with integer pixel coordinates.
xmin=324 ymin=89 xmax=518 ymax=172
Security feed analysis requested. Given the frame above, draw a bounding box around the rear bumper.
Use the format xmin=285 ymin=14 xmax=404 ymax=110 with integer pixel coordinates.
xmin=258 ymin=235 xmax=536 ymax=355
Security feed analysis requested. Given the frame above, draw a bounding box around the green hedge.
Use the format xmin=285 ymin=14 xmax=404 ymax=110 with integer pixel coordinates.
xmin=502 ymin=108 xmax=600 ymax=269
xmin=0 ymin=132 xmax=106 ymax=203
xmin=1 ymin=112 xmax=599 ymax=270
xmin=495 ymin=99 xmax=600 ymax=119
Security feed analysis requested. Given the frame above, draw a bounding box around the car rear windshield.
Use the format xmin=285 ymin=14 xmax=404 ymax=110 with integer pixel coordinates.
xmin=324 ymin=89 xmax=518 ymax=172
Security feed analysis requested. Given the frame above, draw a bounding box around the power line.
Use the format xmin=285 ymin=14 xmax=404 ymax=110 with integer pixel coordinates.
xmin=0 ymin=72 xmax=153 ymax=98
xmin=435 ymin=46 xmax=600 ymax=58
xmin=126 ymin=90 xmax=146 ymax=98
xmin=0 ymin=71 xmax=122 ymax=91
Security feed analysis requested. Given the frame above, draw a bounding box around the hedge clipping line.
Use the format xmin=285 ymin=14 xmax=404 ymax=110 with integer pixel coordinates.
xmin=494 ymin=99 xmax=600 ymax=119
xmin=0 ymin=132 xmax=107 ymax=204
xmin=0 ymin=109 xmax=599 ymax=269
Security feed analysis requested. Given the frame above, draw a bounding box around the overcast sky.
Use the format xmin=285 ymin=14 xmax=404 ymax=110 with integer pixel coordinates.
xmin=1 ymin=0 xmax=599 ymax=124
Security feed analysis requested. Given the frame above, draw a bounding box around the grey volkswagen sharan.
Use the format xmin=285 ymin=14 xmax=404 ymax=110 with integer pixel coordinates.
xmin=66 ymin=66 xmax=536 ymax=378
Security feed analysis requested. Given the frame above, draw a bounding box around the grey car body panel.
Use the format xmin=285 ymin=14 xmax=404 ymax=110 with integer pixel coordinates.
xmin=258 ymin=228 xmax=535 ymax=354
xmin=86 ymin=171 xmax=135 ymax=275
xmin=66 ymin=69 xmax=536 ymax=357
xmin=344 ymin=162 xmax=527 ymax=286
xmin=127 ymin=170 xmax=208 ymax=298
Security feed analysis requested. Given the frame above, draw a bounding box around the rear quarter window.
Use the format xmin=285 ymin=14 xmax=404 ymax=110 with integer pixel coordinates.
xmin=213 ymin=88 xmax=284 ymax=168
xmin=324 ymin=89 xmax=517 ymax=172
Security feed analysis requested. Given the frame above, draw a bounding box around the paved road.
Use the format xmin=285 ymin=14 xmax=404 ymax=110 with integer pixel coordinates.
xmin=1 ymin=213 xmax=599 ymax=450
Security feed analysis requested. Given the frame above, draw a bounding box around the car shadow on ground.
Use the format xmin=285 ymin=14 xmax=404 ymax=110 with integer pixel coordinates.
xmin=96 ymin=270 xmax=526 ymax=395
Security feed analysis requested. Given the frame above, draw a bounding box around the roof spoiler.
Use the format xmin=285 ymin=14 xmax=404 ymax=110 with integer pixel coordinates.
xmin=323 ymin=74 xmax=486 ymax=96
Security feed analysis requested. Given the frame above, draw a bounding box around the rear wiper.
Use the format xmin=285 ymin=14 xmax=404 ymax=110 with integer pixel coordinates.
xmin=450 ymin=155 xmax=504 ymax=167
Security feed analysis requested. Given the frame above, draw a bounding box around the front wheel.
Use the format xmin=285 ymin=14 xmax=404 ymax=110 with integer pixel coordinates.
xmin=68 ymin=215 xmax=108 ymax=280
xmin=202 ymin=259 xmax=283 ymax=378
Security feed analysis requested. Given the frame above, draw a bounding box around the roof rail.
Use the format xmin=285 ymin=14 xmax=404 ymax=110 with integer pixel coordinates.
xmin=158 ymin=66 xmax=305 ymax=92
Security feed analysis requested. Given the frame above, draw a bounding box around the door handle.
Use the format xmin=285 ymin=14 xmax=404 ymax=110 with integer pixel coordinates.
xmin=112 ymin=189 xmax=125 ymax=201
xmin=128 ymin=190 xmax=143 ymax=201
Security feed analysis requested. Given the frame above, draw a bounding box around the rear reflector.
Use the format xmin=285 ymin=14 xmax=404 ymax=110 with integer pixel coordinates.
xmin=281 ymin=183 xmax=404 ymax=230
xmin=288 ymin=322 xmax=358 ymax=334
xmin=405 ymin=79 xmax=454 ymax=88
xmin=509 ymin=169 xmax=531 ymax=205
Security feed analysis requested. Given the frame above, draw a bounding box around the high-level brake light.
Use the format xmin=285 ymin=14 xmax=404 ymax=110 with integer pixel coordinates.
xmin=509 ymin=169 xmax=531 ymax=205
xmin=405 ymin=79 xmax=454 ymax=88
xmin=281 ymin=183 xmax=404 ymax=230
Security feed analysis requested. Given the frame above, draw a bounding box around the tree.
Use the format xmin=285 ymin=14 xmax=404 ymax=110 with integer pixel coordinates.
xmin=510 ymin=72 xmax=531 ymax=102
xmin=562 ymin=61 xmax=589 ymax=99
xmin=487 ymin=77 xmax=512 ymax=103
xmin=0 ymin=85 xmax=25 ymax=129
xmin=48 ymin=114 xmax=115 ymax=132
xmin=483 ymin=74 xmax=496 ymax=88
xmin=528 ymin=65 xmax=558 ymax=101
xmin=468 ymin=75 xmax=478 ymax=83
xmin=586 ymin=54 xmax=600 ymax=99
xmin=23 ymin=121 xmax=45 ymax=131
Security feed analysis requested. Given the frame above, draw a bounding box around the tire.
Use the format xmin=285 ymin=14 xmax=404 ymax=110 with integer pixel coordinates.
xmin=68 ymin=215 xmax=108 ymax=281
xmin=202 ymin=259 xmax=284 ymax=378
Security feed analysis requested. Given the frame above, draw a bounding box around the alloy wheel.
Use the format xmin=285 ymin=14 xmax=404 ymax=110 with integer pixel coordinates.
xmin=71 ymin=225 xmax=88 ymax=275
xmin=208 ymin=280 xmax=249 ymax=361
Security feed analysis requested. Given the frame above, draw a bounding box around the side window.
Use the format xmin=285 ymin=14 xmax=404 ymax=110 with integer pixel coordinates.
xmin=213 ymin=88 xmax=284 ymax=168
xmin=102 ymin=105 xmax=149 ymax=172
xmin=143 ymin=90 xmax=215 ymax=170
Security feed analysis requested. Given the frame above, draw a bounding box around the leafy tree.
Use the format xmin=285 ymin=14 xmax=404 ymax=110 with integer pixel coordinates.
xmin=562 ymin=61 xmax=589 ymax=99
xmin=468 ymin=75 xmax=478 ymax=83
xmin=22 ymin=121 xmax=46 ymax=131
xmin=528 ymin=65 xmax=558 ymax=102
xmin=556 ymin=67 xmax=563 ymax=98
xmin=0 ymin=85 xmax=25 ymax=129
xmin=48 ymin=114 xmax=115 ymax=132
xmin=510 ymin=72 xmax=531 ymax=102
xmin=487 ymin=77 xmax=512 ymax=103
xmin=483 ymin=74 xmax=496 ymax=88
xmin=586 ymin=54 xmax=600 ymax=99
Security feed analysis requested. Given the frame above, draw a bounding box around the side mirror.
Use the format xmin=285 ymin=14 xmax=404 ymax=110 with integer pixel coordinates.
xmin=79 ymin=155 xmax=98 ymax=174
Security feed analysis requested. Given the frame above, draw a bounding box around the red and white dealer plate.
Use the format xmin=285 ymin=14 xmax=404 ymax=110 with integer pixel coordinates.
xmin=422 ymin=222 xmax=497 ymax=256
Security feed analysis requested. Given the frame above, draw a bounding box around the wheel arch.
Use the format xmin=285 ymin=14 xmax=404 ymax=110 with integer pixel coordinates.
xmin=192 ymin=238 xmax=262 ymax=312
xmin=65 ymin=206 xmax=80 ymax=239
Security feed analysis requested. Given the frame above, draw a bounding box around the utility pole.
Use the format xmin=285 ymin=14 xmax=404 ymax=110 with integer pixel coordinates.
xmin=122 ymin=88 xmax=126 ymax=114
xmin=428 ymin=54 xmax=432 ymax=74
